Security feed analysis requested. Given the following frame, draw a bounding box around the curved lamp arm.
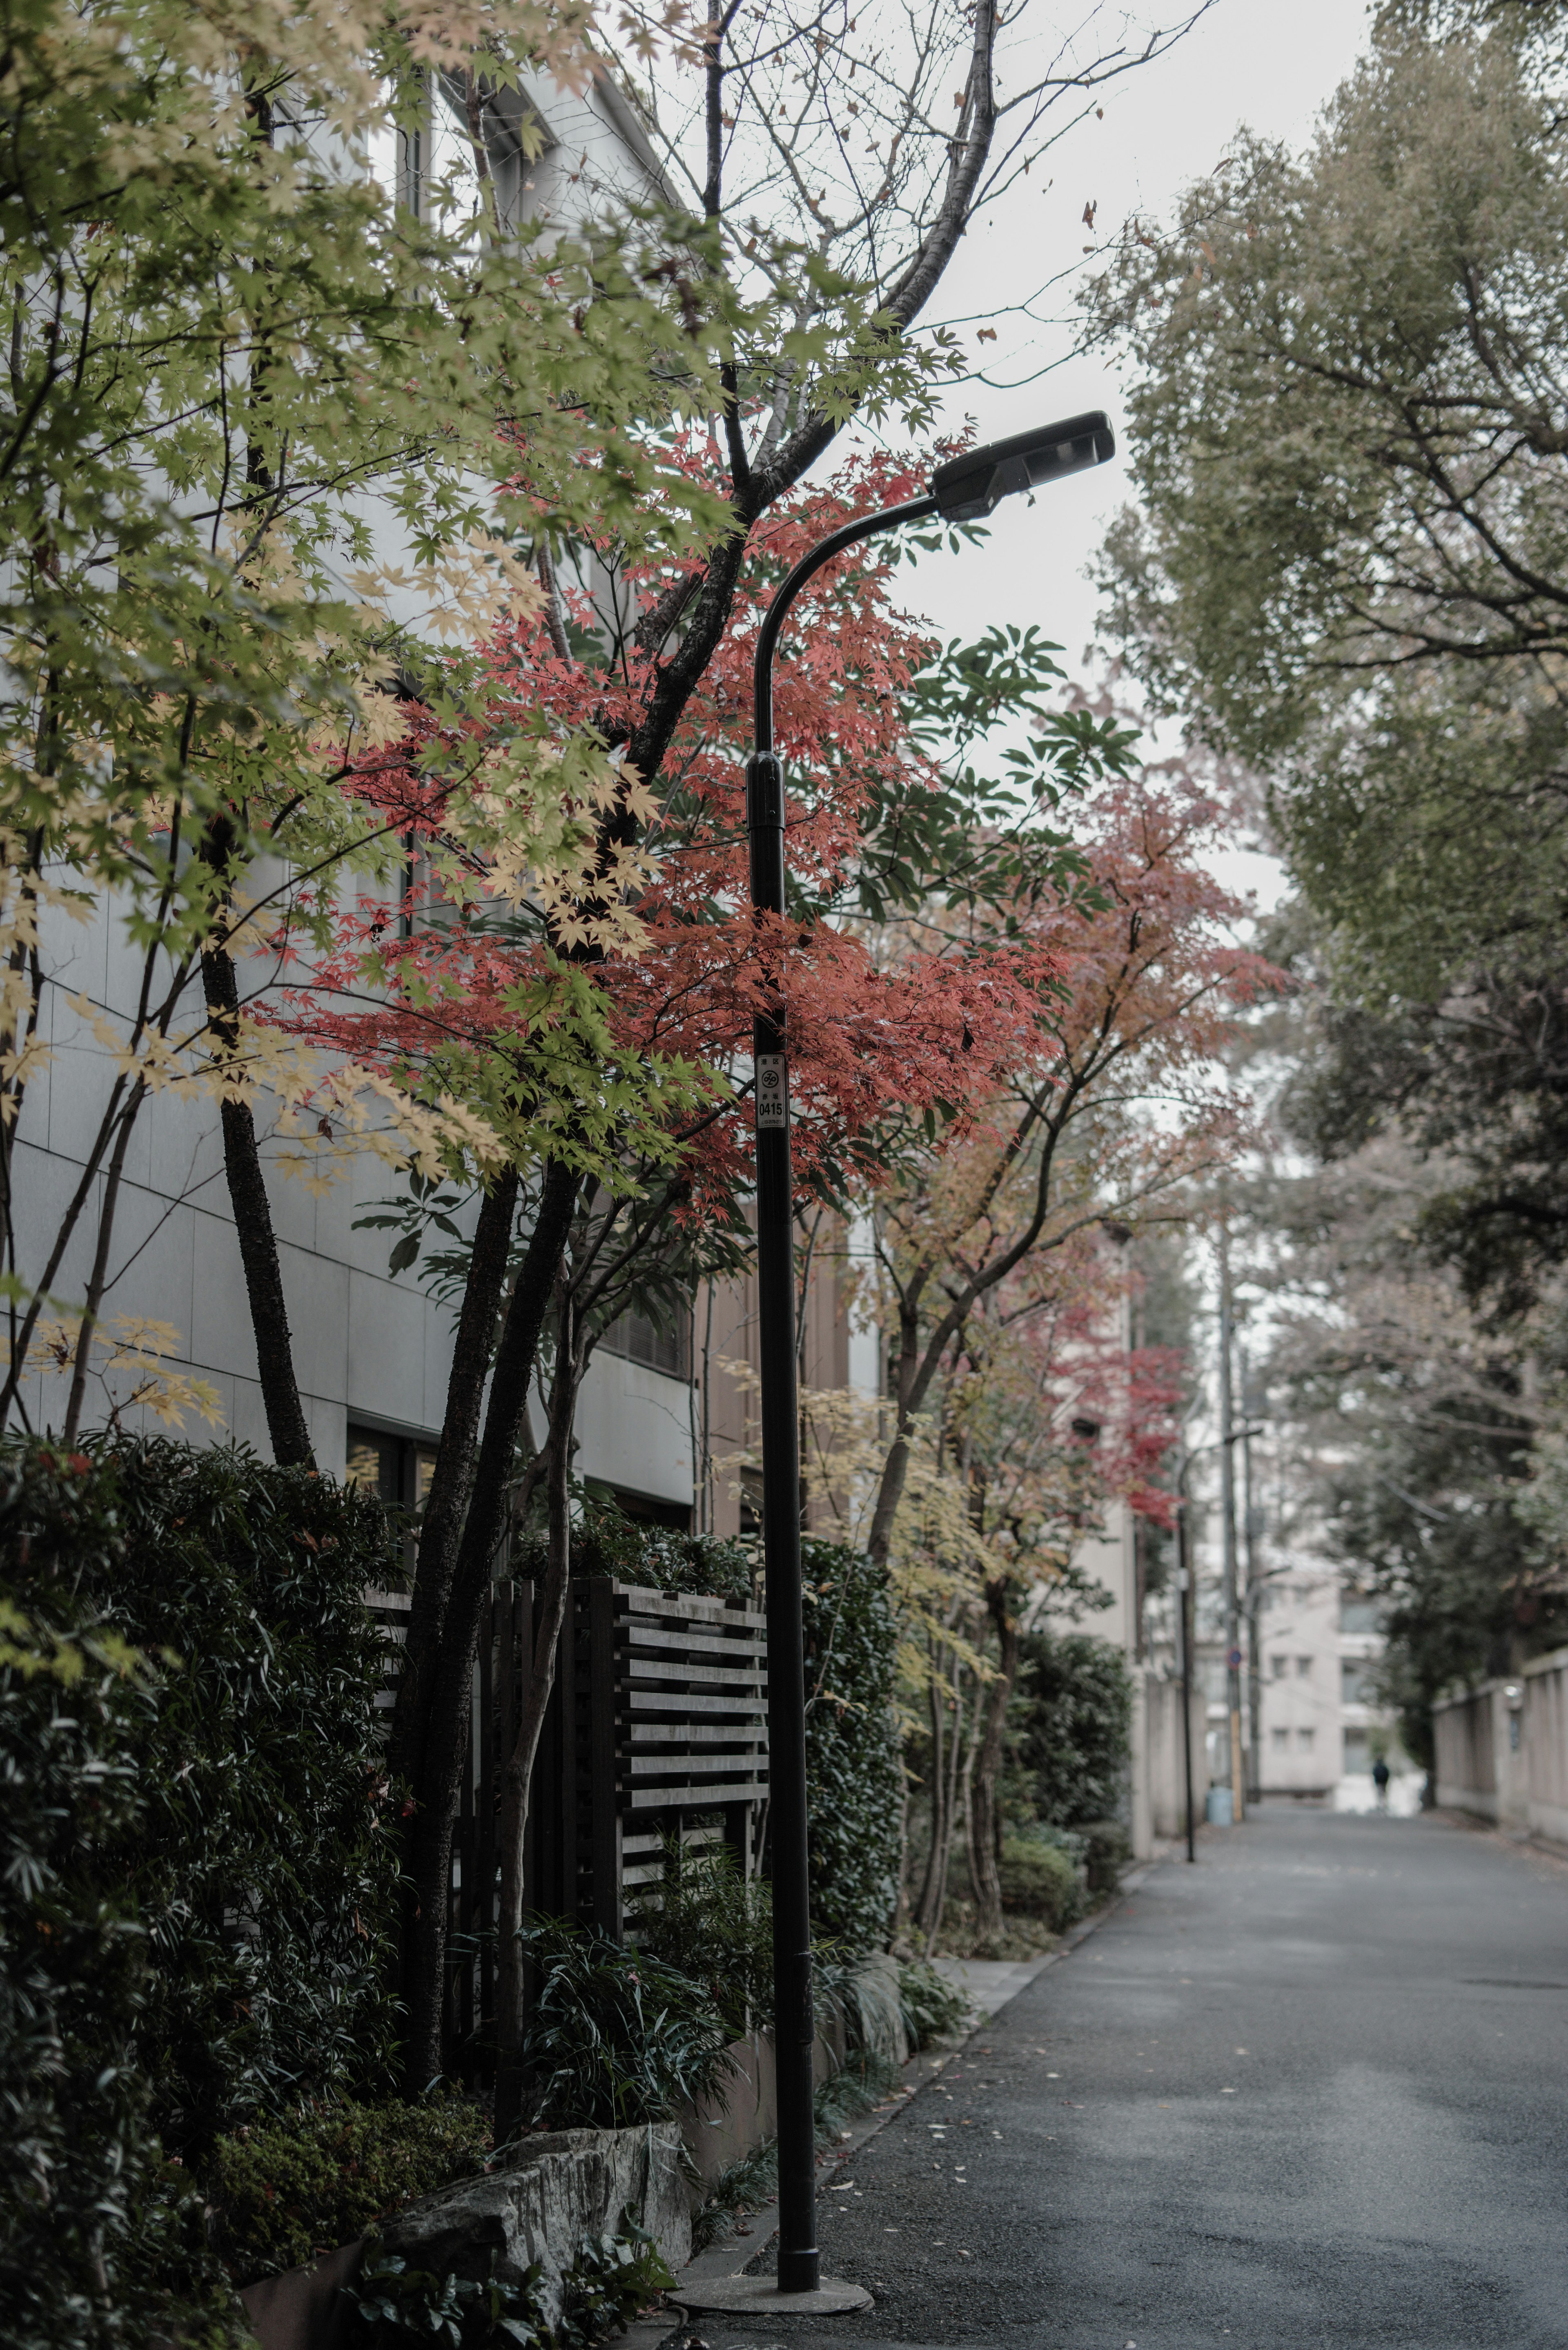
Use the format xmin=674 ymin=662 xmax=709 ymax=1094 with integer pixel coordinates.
xmin=752 ymin=493 xmax=938 ymax=752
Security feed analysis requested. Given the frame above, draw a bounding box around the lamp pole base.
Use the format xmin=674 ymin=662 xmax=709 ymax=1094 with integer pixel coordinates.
xmin=672 ymin=2275 xmax=873 ymax=2316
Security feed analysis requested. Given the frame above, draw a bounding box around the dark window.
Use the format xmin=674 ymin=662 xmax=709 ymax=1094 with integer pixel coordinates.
xmin=601 ymin=1308 xmax=690 ymax=1381
xmin=606 ymin=1486 xmax=692 ymax=1533
xmin=1340 ymin=1592 xmax=1385 ymax=1634
xmin=346 ymin=1424 xmax=439 ymax=1512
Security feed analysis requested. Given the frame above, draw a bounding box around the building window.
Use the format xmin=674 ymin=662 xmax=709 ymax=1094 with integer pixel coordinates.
xmin=600 ymin=1307 xmax=690 ymax=1381
xmin=1271 ymin=1726 xmax=1289 ymax=1752
xmin=1271 ymin=1654 xmax=1288 ymax=1679
xmin=346 ymin=1423 xmax=438 ymax=1510
xmin=1340 ymin=1590 xmax=1384 ymax=1635
xmin=1296 ymin=1655 xmax=1313 ymax=1678
xmin=1297 ymin=1727 xmax=1316 ymax=1752
xmin=1342 ymin=1659 xmax=1373 ymax=1703
xmin=600 ymin=1485 xmax=692 ymax=1534
xmin=1343 ymin=1727 xmax=1370 ymax=1773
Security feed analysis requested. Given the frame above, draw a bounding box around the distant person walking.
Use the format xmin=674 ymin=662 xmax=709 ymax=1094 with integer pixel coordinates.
xmin=1372 ymin=1756 xmax=1392 ymax=1810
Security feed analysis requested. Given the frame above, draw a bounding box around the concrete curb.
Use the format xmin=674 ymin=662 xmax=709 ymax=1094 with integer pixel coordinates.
xmin=1434 ymin=1804 xmax=1568 ymax=1874
xmin=634 ymin=1844 xmax=1173 ymax=2334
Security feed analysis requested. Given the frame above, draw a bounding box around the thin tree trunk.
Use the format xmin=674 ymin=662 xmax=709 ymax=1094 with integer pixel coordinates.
xmin=388 ymin=1170 xmax=519 ymax=1795
xmin=926 ymin=1656 xmax=965 ymax=1956
xmin=968 ymin=1576 xmax=1020 ymax=1945
xmin=61 ymin=1079 xmax=145 ymax=1444
xmin=493 ymin=1318 xmax=578 ymax=2142
xmin=202 ymin=943 xmax=315 ymax=1466
xmin=913 ymin=1642 xmax=947 ymax=1939
xmin=400 ymin=1154 xmax=579 ymax=2093
xmin=893 ymin=1754 xmax=911 ymax=1944
xmin=956 ymin=1671 xmax=979 ymax=1924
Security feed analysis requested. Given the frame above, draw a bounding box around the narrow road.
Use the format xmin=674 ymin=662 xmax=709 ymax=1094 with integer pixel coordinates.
xmin=726 ymin=1806 xmax=1568 ymax=2348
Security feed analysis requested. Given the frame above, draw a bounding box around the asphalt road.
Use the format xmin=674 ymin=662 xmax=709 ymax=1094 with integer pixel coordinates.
xmin=713 ymin=1804 xmax=1568 ymax=2350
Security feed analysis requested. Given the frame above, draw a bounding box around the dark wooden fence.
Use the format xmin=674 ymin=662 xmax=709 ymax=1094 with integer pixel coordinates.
xmin=371 ymin=1577 xmax=768 ymax=2083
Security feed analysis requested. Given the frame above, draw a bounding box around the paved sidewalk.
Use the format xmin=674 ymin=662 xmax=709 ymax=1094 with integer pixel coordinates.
xmin=931 ymin=1954 xmax=1055 ymax=2019
xmin=678 ymin=1806 xmax=1568 ymax=2350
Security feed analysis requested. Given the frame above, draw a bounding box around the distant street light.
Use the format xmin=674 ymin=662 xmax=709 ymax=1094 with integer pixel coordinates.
xmin=745 ymin=414 xmax=1115 ymax=2301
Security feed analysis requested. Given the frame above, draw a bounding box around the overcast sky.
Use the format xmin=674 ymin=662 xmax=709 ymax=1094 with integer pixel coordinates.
xmin=894 ymin=0 xmax=1373 ymax=662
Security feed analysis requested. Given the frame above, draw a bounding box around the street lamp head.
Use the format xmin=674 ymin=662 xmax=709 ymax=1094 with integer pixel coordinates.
xmin=930 ymin=410 xmax=1116 ymax=522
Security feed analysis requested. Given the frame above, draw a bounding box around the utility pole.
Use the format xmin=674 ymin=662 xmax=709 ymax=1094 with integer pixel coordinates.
xmin=1217 ymin=1222 xmax=1245 ymax=1820
xmin=1176 ymin=1492 xmax=1197 ymax=1862
xmin=1241 ymin=1344 xmax=1263 ymax=1807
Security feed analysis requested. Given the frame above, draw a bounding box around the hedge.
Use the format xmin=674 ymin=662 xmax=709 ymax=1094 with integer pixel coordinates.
xmin=1010 ymin=1629 xmax=1134 ymax=1828
xmin=0 ymin=1436 xmax=400 ymax=2342
xmin=800 ymin=1540 xmax=902 ymax=1952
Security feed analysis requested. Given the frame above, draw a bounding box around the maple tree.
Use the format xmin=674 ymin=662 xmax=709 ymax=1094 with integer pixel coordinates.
xmin=918 ymin=1240 xmax=1183 ymax=1946
xmin=864 ymin=760 xmax=1277 ymax=1572
xmin=139 ymin=0 xmax=1203 ymax=2069
xmin=762 ymin=1237 xmax=1183 ymax=1951
xmin=266 ymin=436 xmax=1132 ymax=2081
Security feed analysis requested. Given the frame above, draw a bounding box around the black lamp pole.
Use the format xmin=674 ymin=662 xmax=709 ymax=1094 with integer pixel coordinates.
xmin=1175 ymin=1456 xmax=1198 ymax=1865
xmin=744 ymin=412 xmax=1116 ymax=2298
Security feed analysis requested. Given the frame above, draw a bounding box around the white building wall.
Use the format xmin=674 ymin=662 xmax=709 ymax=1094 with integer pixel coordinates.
xmin=1063 ymin=1496 xmax=1190 ymax=1860
xmin=12 ymin=68 xmax=698 ymax=1515
xmin=1255 ymin=1561 xmax=1342 ymax=1794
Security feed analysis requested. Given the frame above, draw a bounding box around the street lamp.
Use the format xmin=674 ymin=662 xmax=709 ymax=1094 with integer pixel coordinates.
xmin=746 ymin=413 xmax=1115 ymax=2305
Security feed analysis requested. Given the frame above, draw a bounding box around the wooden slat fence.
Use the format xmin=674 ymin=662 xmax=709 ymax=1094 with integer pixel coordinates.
xmin=369 ymin=1577 xmax=768 ymax=2085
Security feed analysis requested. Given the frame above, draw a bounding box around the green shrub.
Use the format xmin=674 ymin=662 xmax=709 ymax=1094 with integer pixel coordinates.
xmin=0 ymin=1583 xmax=241 ymax=2347
xmin=209 ymin=2097 xmax=491 ymax=2282
xmin=998 ymin=1834 xmax=1085 ymax=1932
xmin=0 ymin=1436 xmax=403 ymax=2340
xmin=559 ymin=2218 xmax=677 ymax=2347
xmin=0 ymin=1437 xmax=401 ymax=2160
xmin=628 ymin=1837 xmax=772 ymax=2042
xmin=514 ymin=1919 xmax=735 ymax=2131
xmin=1076 ymin=1817 xmax=1132 ymax=1895
xmin=347 ymin=2248 xmax=546 ymax=2350
xmin=518 ymin=1489 xmax=755 ymax=1604
xmin=895 ymin=1959 xmax=969 ymax=2051
xmin=801 ymin=1541 xmax=902 ymax=1953
xmin=95 ymin=1440 xmax=402 ymax=2154
xmin=346 ymin=2214 xmax=673 ymax=2350
xmin=1010 ymin=1630 xmax=1133 ymax=1830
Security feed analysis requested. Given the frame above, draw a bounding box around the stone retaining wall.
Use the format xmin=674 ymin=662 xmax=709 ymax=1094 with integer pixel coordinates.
xmin=239 ymin=2120 xmax=689 ymax=2350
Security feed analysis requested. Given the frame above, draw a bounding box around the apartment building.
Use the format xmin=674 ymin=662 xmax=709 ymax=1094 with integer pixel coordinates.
xmin=1255 ymin=1564 xmax=1343 ymax=1794
xmin=12 ymin=68 xmax=730 ymax=1520
xmin=1254 ymin=1562 xmax=1408 ymax=1804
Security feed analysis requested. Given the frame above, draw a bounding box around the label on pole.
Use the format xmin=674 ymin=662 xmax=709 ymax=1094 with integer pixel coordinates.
xmin=1227 ymin=1646 xmax=1243 ymax=1669
xmin=755 ymin=1053 xmax=788 ymax=1129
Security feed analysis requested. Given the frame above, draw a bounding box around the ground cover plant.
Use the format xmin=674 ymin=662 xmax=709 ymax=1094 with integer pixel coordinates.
xmin=509 ymin=1920 xmax=736 ymax=2134
xmin=209 ymin=2098 xmax=492 ymax=2283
